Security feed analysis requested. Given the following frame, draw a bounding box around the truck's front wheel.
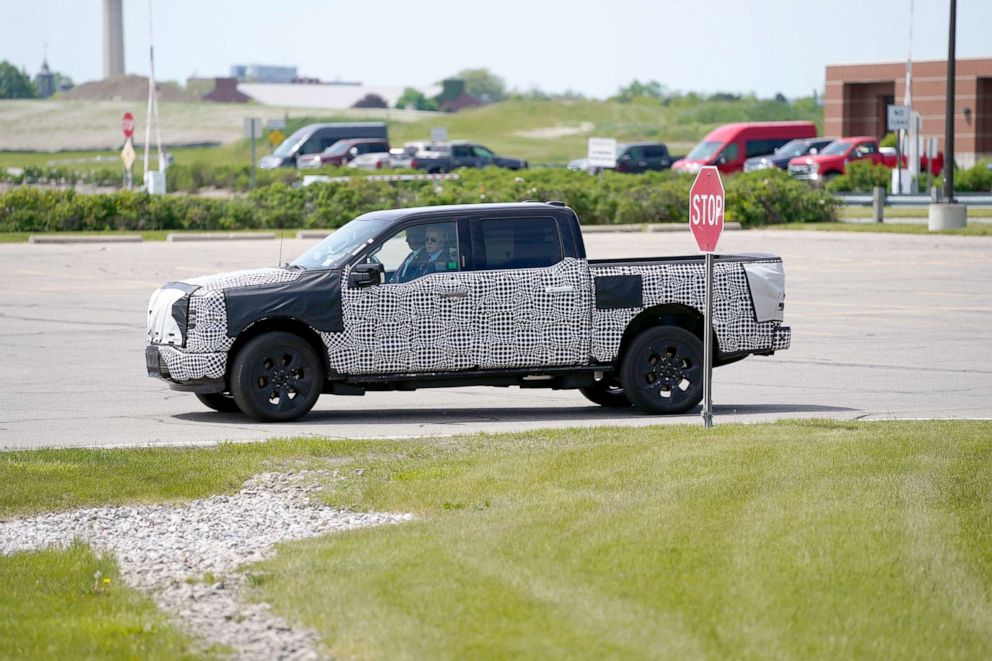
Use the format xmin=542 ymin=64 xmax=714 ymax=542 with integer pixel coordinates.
xmin=230 ymin=332 xmax=324 ymax=422
xmin=619 ymin=327 xmax=704 ymax=415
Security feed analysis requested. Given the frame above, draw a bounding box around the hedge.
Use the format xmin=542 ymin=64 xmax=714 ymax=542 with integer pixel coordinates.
xmin=0 ymin=168 xmax=837 ymax=233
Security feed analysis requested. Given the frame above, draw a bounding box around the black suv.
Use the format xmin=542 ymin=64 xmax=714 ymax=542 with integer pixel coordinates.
xmin=614 ymin=142 xmax=672 ymax=173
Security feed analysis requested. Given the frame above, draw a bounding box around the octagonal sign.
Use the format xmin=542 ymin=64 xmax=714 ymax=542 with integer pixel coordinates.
xmin=688 ymin=166 xmax=725 ymax=253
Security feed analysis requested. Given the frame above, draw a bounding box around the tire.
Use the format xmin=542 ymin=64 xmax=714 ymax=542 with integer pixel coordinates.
xmin=230 ymin=332 xmax=324 ymax=422
xmin=195 ymin=392 xmax=240 ymax=413
xmin=579 ymin=374 xmax=632 ymax=408
xmin=619 ymin=326 xmax=705 ymax=415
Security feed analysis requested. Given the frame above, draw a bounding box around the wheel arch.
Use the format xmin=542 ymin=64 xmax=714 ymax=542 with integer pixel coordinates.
xmin=227 ymin=317 xmax=329 ymax=382
xmin=616 ymin=303 xmax=719 ymax=366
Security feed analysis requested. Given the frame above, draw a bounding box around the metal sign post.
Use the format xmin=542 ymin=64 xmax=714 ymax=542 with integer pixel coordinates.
xmin=688 ymin=166 xmax=725 ymax=429
xmin=245 ymin=118 xmax=261 ymax=190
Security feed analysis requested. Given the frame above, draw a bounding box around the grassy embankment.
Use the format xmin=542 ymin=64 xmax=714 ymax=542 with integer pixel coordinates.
xmin=0 ymin=96 xmax=821 ymax=170
xmin=2 ymin=420 xmax=990 ymax=659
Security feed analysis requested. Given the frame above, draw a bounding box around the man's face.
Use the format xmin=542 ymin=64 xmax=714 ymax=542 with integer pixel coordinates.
xmin=425 ymin=232 xmax=446 ymax=251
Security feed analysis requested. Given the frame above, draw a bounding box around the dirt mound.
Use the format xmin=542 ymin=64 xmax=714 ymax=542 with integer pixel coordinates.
xmin=60 ymin=75 xmax=199 ymax=103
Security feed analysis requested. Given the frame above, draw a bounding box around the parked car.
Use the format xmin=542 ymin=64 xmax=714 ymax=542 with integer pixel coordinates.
xmin=258 ymin=122 xmax=388 ymax=169
xmin=347 ymin=151 xmax=393 ymax=170
xmin=743 ymin=138 xmax=836 ymax=172
xmin=673 ymin=122 xmax=818 ymax=174
xmin=569 ymin=142 xmax=673 ymax=174
xmin=389 ymin=141 xmax=446 ymax=169
xmin=296 ymin=138 xmax=391 ymax=169
xmin=409 ymin=141 xmax=528 ymax=173
xmin=787 ymin=136 xmax=944 ymax=181
xmin=146 ymin=202 xmax=791 ymax=422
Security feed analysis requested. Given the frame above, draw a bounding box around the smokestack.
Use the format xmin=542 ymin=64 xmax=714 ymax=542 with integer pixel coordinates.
xmin=103 ymin=0 xmax=125 ymax=78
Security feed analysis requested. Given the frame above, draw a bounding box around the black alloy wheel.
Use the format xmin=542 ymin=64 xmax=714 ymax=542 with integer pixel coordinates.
xmin=619 ymin=326 xmax=705 ymax=415
xmin=231 ymin=332 xmax=324 ymax=422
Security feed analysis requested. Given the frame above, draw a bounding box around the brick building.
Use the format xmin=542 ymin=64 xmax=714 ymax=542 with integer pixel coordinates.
xmin=824 ymin=58 xmax=992 ymax=167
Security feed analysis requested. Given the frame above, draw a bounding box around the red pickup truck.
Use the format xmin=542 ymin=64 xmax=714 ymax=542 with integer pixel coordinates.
xmin=787 ymin=136 xmax=943 ymax=181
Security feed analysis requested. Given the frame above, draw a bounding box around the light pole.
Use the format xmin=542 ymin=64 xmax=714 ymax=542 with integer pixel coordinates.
xmin=928 ymin=0 xmax=967 ymax=230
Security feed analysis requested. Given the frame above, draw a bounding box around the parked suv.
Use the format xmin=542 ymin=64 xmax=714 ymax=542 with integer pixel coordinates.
xmin=743 ymin=138 xmax=835 ymax=172
xmin=296 ymin=139 xmax=391 ymax=169
xmin=568 ymin=142 xmax=672 ymax=174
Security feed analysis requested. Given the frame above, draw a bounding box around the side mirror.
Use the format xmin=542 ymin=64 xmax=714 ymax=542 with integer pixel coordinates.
xmin=809 ymin=148 xmax=819 ymax=155
xmin=717 ymin=156 xmax=727 ymax=165
xmin=350 ymin=262 xmax=384 ymax=287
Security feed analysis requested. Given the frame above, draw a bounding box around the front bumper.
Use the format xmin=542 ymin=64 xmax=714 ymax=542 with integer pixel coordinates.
xmin=146 ymin=345 xmax=226 ymax=393
xmin=772 ymin=325 xmax=792 ymax=352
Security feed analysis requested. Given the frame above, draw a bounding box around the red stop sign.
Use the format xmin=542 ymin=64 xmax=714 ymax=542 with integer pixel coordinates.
xmin=122 ymin=112 xmax=135 ymax=139
xmin=688 ymin=166 xmax=725 ymax=252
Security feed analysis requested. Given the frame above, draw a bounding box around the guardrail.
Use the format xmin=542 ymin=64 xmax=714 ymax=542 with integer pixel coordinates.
xmin=302 ymin=173 xmax=461 ymax=187
xmin=835 ymin=192 xmax=992 ymax=207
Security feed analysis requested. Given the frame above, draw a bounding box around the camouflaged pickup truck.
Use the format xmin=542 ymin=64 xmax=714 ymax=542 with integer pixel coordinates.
xmin=147 ymin=202 xmax=790 ymax=421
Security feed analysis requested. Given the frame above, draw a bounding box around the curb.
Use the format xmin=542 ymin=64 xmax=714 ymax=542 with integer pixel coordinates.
xmin=167 ymin=232 xmax=276 ymax=242
xmin=29 ymin=235 xmax=143 ymax=244
xmin=296 ymin=230 xmax=334 ymax=239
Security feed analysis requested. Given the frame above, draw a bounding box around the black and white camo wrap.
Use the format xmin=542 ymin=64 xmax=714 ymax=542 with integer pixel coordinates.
xmin=590 ymin=259 xmax=780 ymax=362
xmin=322 ymin=258 xmax=592 ymax=374
xmin=149 ymin=257 xmax=785 ymax=383
xmin=150 ymin=268 xmax=304 ymax=382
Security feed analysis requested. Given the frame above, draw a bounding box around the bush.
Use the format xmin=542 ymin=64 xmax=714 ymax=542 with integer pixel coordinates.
xmin=0 ymin=167 xmax=839 ymax=233
xmin=729 ymin=169 xmax=837 ymax=225
xmin=826 ymin=160 xmax=892 ymax=193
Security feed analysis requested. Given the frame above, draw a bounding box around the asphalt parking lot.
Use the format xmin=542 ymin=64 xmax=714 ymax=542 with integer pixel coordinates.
xmin=1 ymin=228 xmax=990 ymax=449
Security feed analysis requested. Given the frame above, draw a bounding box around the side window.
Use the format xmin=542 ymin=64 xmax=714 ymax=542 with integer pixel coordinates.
xmin=299 ymin=137 xmax=323 ymax=155
xmin=452 ymin=145 xmax=472 ymax=158
xmin=476 ymin=218 xmax=563 ymax=271
xmin=644 ymin=145 xmax=667 ymax=158
xmin=626 ymin=146 xmax=644 ymax=160
xmin=472 ymin=145 xmax=494 ymax=159
xmin=368 ymin=222 xmax=460 ymax=284
xmin=718 ymin=142 xmax=739 ymax=163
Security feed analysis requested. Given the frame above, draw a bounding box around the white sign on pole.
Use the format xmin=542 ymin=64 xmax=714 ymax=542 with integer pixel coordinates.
xmin=587 ymin=137 xmax=617 ymax=168
xmin=266 ymin=118 xmax=286 ymax=131
xmin=430 ymin=127 xmax=448 ymax=143
xmin=887 ymin=104 xmax=910 ymax=131
xmin=244 ymin=117 xmax=262 ymax=138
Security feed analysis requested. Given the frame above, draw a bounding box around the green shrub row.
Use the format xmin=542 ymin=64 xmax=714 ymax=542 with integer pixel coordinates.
xmin=827 ymin=159 xmax=992 ymax=193
xmin=0 ymin=168 xmax=837 ymax=233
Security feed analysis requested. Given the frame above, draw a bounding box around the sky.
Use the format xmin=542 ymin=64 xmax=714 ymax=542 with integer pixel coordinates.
xmin=4 ymin=0 xmax=991 ymax=100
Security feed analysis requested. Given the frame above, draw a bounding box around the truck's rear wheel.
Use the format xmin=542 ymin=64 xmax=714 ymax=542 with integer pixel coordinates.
xmin=579 ymin=374 xmax=632 ymax=408
xmin=195 ymin=392 xmax=240 ymax=413
xmin=230 ymin=332 xmax=324 ymax=422
xmin=619 ymin=327 xmax=704 ymax=415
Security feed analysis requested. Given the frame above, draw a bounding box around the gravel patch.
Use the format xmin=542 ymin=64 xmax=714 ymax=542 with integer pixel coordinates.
xmin=0 ymin=471 xmax=412 ymax=659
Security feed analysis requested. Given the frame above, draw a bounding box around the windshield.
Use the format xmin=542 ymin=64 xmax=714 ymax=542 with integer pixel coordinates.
xmin=774 ymin=140 xmax=810 ymax=158
xmin=685 ymin=141 xmax=723 ymax=161
xmin=323 ymin=141 xmax=352 ymax=157
xmin=291 ymin=216 xmax=393 ymax=270
xmin=820 ymin=140 xmax=854 ymax=156
xmin=272 ymin=126 xmax=313 ymax=158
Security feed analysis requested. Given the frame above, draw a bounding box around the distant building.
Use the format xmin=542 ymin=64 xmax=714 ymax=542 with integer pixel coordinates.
xmin=35 ymin=59 xmax=55 ymax=99
xmin=190 ymin=77 xmax=251 ymax=103
xmin=825 ymin=57 xmax=992 ymax=167
xmin=434 ymin=79 xmax=482 ymax=113
xmin=231 ymin=64 xmax=298 ymax=83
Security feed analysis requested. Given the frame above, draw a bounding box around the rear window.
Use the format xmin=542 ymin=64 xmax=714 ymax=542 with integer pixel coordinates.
xmin=476 ymin=218 xmax=563 ymax=270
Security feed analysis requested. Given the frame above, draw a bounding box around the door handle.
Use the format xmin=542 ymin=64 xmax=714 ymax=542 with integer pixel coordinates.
xmin=544 ymin=285 xmax=574 ymax=293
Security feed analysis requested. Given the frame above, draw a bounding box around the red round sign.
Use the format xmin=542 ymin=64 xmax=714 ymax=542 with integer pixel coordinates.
xmin=121 ymin=112 xmax=135 ymax=139
xmin=688 ymin=166 xmax=725 ymax=252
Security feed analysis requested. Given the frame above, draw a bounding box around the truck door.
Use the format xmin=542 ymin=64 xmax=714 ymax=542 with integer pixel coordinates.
xmin=338 ymin=219 xmax=472 ymax=374
xmin=464 ymin=215 xmax=592 ymax=368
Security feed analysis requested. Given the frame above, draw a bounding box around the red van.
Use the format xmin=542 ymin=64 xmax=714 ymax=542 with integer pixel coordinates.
xmin=672 ymin=121 xmax=818 ymax=174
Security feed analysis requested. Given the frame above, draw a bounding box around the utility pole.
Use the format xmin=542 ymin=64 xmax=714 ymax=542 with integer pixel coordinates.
xmin=942 ymin=0 xmax=956 ymax=202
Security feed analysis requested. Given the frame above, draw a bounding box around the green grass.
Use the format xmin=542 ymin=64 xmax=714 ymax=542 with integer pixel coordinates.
xmin=3 ymin=421 xmax=990 ymax=659
xmin=0 ymin=543 xmax=206 ymax=660
xmin=771 ymin=221 xmax=992 ymax=236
